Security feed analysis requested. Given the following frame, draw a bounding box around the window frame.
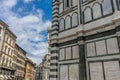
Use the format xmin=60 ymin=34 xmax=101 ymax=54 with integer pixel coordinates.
xmin=83 ymin=6 xmax=93 ymax=23
xmin=92 ymin=3 xmax=102 ymax=19
xmin=64 ymin=0 xmax=72 ymax=10
xmin=102 ymin=0 xmax=113 ymax=16
xmin=59 ymin=18 xmax=65 ymax=31
xmin=65 ymin=15 xmax=72 ymax=29
xmin=82 ymin=0 xmax=114 ymax=24
xmin=72 ymin=12 xmax=79 ymax=27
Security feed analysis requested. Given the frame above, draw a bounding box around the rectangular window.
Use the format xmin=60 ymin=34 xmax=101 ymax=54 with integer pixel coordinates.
xmin=0 ymin=27 xmax=1 ymax=34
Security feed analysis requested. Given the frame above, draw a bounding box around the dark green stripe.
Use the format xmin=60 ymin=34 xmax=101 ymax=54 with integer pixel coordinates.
xmin=116 ymin=25 xmax=120 ymax=32
xmin=52 ymin=7 xmax=58 ymax=11
xmin=50 ymin=69 xmax=58 ymax=72
xmin=52 ymin=15 xmax=59 ymax=19
xmin=52 ymin=20 xmax=58 ymax=23
xmin=52 ymin=24 xmax=58 ymax=27
xmin=51 ymin=56 xmax=58 ymax=60
xmin=79 ymin=45 xmax=87 ymax=80
xmin=50 ymin=75 xmax=58 ymax=78
xmin=85 ymin=29 xmax=116 ymax=41
xmin=50 ymin=63 xmax=58 ymax=66
xmin=51 ymin=33 xmax=58 ymax=36
xmin=59 ymin=39 xmax=78 ymax=47
xmin=50 ymin=43 xmax=59 ymax=47
xmin=51 ymin=50 xmax=59 ymax=53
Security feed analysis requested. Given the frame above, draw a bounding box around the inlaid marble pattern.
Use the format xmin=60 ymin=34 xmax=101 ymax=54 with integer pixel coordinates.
xmin=90 ymin=62 xmax=104 ymax=80
xmin=60 ymin=49 xmax=65 ymax=60
xmin=87 ymin=43 xmax=96 ymax=57
xmin=106 ymin=38 xmax=119 ymax=54
xmin=72 ymin=46 xmax=79 ymax=59
xmin=69 ymin=64 xmax=79 ymax=80
xmin=60 ymin=65 xmax=68 ymax=80
xmin=66 ymin=47 xmax=72 ymax=59
xmin=104 ymin=61 xmax=120 ymax=80
xmin=96 ymin=40 xmax=107 ymax=55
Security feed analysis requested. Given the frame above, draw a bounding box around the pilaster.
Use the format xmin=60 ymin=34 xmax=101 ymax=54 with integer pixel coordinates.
xmin=48 ymin=0 xmax=59 ymax=80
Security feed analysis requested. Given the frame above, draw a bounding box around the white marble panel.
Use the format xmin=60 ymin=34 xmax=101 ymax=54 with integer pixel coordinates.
xmin=84 ymin=7 xmax=92 ymax=22
xmin=59 ymin=3 xmax=63 ymax=13
xmin=106 ymin=38 xmax=119 ymax=54
xmin=59 ymin=49 xmax=65 ymax=60
xmin=104 ymin=61 xmax=120 ymax=80
xmin=60 ymin=65 xmax=68 ymax=80
xmin=102 ymin=0 xmax=113 ymax=15
xmin=65 ymin=16 xmax=71 ymax=29
xmin=69 ymin=64 xmax=79 ymax=80
xmin=72 ymin=13 xmax=78 ymax=27
xmin=89 ymin=62 xmax=104 ymax=80
xmin=50 ymin=78 xmax=57 ymax=80
xmin=87 ymin=42 xmax=96 ymax=57
xmin=96 ymin=40 xmax=107 ymax=55
xmin=93 ymin=3 xmax=102 ymax=19
xmin=66 ymin=47 xmax=72 ymax=59
xmin=72 ymin=0 xmax=78 ymax=7
xmin=72 ymin=46 xmax=79 ymax=58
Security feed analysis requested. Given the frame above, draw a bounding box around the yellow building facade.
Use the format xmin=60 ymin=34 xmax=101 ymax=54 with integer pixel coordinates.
xmin=0 ymin=20 xmax=17 ymax=80
xmin=13 ymin=44 xmax=27 ymax=80
xmin=25 ymin=58 xmax=36 ymax=80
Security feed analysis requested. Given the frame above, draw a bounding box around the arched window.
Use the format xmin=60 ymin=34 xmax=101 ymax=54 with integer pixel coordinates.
xmin=102 ymin=0 xmax=113 ymax=15
xmin=72 ymin=13 xmax=78 ymax=27
xmin=65 ymin=16 xmax=71 ymax=29
xmin=59 ymin=19 xmax=65 ymax=31
xmin=83 ymin=7 xmax=92 ymax=22
xmin=93 ymin=3 xmax=102 ymax=19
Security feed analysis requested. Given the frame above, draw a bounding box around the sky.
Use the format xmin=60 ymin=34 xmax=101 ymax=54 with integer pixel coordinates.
xmin=0 ymin=0 xmax=52 ymax=65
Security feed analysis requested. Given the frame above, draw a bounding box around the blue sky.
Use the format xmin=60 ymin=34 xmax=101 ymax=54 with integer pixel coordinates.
xmin=0 ymin=0 xmax=52 ymax=65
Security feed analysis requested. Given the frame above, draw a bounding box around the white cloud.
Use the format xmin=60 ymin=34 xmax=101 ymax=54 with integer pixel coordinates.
xmin=24 ymin=0 xmax=34 ymax=3
xmin=0 ymin=0 xmax=51 ymax=64
xmin=1 ymin=0 xmax=18 ymax=8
